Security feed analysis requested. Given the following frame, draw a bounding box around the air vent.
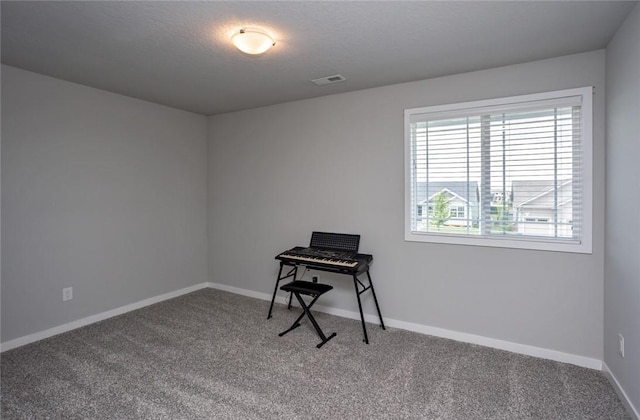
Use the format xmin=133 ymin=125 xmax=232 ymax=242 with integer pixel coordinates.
xmin=311 ymin=74 xmax=346 ymax=86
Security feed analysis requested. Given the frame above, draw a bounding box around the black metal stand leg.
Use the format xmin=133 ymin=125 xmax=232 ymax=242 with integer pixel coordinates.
xmin=267 ymin=263 xmax=285 ymax=319
xmin=367 ymin=271 xmax=385 ymax=330
xmin=278 ymin=293 xmax=336 ymax=348
xmin=353 ymin=275 xmax=370 ymax=344
xmin=286 ymin=288 xmax=293 ymax=310
xmin=278 ymin=321 xmax=301 ymax=336
xmin=295 ymin=293 xmax=336 ymax=348
xmin=268 ymin=264 xmax=297 ymax=319
xmin=279 ymin=294 xmax=320 ymax=336
xmin=279 ymin=304 xmax=309 ymax=336
xmin=297 ymin=295 xmax=326 ymax=338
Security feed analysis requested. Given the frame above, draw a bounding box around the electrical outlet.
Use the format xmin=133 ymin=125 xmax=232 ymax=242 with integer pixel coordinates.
xmin=312 ymin=275 xmax=319 ymax=283
xmin=618 ymin=333 xmax=625 ymax=358
xmin=62 ymin=287 xmax=73 ymax=302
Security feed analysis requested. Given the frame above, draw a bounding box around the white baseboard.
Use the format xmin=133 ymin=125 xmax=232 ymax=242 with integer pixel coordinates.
xmin=207 ymin=281 xmax=275 ymax=302
xmin=211 ymin=282 xmax=602 ymax=370
xmin=382 ymin=317 xmax=602 ymax=370
xmin=0 ymin=281 xmax=606 ymax=372
xmin=603 ymin=362 xmax=640 ymax=420
xmin=0 ymin=283 xmax=210 ymax=352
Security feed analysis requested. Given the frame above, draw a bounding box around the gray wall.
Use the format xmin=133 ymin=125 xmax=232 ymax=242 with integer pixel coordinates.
xmin=605 ymin=3 xmax=640 ymax=411
xmin=1 ymin=65 xmax=208 ymax=343
xmin=208 ymin=50 xmax=606 ymax=360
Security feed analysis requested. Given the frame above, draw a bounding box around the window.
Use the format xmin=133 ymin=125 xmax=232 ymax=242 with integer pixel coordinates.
xmin=449 ymin=206 xmax=465 ymax=218
xmin=404 ymin=87 xmax=592 ymax=253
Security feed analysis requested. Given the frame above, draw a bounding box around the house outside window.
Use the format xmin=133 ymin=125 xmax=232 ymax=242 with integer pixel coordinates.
xmin=404 ymin=87 xmax=593 ymax=253
xmin=415 ymin=182 xmax=479 ymax=230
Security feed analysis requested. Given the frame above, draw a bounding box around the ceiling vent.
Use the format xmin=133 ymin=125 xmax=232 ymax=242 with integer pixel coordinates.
xmin=311 ymin=74 xmax=346 ymax=86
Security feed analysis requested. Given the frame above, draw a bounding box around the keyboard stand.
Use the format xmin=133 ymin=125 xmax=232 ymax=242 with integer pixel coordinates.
xmin=267 ymin=256 xmax=385 ymax=344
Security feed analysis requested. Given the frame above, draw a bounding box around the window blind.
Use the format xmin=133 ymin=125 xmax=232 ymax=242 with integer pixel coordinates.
xmin=405 ymin=87 xmax=592 ymax=253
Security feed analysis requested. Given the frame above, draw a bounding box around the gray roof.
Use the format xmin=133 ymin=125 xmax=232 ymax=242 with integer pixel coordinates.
xmin=511 ymin=179 xmax=571 ymax=207
xmin=415 ymin=181 xmax=479 ymax=206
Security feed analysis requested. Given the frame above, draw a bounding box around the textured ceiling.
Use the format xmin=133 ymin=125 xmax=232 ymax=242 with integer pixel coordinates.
xmin=1 ymin=1 xmax=637 ymax=115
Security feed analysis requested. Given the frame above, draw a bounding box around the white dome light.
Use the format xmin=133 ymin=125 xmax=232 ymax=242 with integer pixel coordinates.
xmin=232 ymin=28 xmax=275 ymax=55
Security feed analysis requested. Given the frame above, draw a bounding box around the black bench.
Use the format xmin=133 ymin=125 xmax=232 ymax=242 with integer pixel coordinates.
xmin=278 ymin=280 xmax=336 ymax=348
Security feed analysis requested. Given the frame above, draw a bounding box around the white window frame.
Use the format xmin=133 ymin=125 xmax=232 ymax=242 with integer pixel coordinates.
xmin=404 ymin=87 xmax=593 ymax=254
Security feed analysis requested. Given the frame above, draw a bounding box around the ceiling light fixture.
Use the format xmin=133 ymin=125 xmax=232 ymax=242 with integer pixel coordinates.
xmin=232 ymin=28 xmax=275 ymax=55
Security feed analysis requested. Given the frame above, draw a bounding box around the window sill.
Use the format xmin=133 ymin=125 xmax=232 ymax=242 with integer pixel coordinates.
xmin=405 ymin=230 xmax=592 ymax=254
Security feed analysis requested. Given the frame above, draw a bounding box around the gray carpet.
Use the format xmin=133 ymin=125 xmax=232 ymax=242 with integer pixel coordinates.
xmin=1 ymin=288 xmax=631 ymax=419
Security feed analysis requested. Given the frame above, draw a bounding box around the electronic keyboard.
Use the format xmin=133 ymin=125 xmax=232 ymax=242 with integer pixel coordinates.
xmin=277 ymin=246 xmax=360 ymax=269
xmin=275 ymin=232 xmax=372 ymax=274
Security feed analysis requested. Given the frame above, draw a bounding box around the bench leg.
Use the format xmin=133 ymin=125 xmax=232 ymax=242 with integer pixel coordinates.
xmin=279 ymin=293 xmax=336 ymax=348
